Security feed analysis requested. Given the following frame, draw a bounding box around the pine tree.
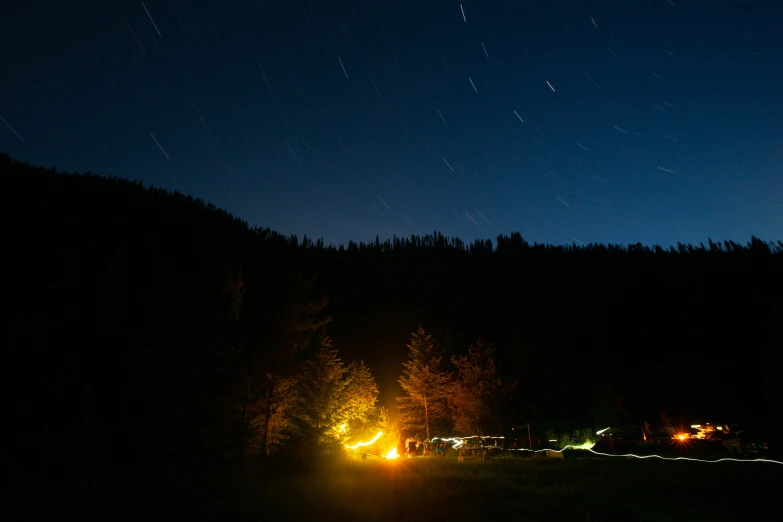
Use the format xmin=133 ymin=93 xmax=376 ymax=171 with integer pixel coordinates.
xmin=342 ymin=361 xmax=380 ymax=430
xmin=292 ymin=332 xmax=348 ymax=452
xmin=247 ymin=375 xmax=297 ymax=456
xmin=290 ymin=333 xmax=380 ymax=454
xmin=257 ymin=274 xmax=331 ymax=456
xmin=449 ymin=338 xmax=507 ymax=435
xmin=397 ymin=325 xmax=451 ymax=440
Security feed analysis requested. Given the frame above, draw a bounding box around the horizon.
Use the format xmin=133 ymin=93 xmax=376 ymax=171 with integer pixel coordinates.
xmin=5 ymin=152 xmax=780 ymax=251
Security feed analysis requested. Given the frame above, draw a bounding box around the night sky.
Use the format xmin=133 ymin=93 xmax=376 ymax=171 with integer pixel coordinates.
xmin=2 ymin=0 xmax=781 ymax=247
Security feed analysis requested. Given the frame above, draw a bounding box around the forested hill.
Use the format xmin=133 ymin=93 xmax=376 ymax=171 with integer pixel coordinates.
xmin=4 ymin=154 xmax=781 ymax=481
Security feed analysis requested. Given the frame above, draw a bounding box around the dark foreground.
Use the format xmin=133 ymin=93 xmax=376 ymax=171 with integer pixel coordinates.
xmin=24 ymin=453 xmax=777 ymax=522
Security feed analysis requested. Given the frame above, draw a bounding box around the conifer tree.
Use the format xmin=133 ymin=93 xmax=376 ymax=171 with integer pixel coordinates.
xmin=449 ymin=338 xmax=508 ymax=435
xmin=397 ymin=325 xmax=451 ymax=440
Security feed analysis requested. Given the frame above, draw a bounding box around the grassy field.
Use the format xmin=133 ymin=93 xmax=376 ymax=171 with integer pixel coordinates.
xmin=231 ymin=454 xmax=781 ymax=522
xmin=28 ymin=452 xmax=779 ymax=521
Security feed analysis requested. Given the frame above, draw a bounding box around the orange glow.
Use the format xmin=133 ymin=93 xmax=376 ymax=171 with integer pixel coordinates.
xmin=677 ymin=433 xmax=688 ymax=441
xmin=384 ymin=448 xmax=399 ymax=459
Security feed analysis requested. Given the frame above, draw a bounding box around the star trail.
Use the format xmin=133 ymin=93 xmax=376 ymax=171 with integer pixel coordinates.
xmin=1 ymin=0 xmax=781 ymax=246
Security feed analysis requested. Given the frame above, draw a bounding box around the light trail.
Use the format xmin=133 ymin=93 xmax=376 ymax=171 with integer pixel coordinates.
xmin=506 ymin=445 xmax=783 ymax=465
xmin=345 ymin=431 xmax=382 ymax=450
xmin=141 ymin=2 xmax=161 ymax=37
xmin=428 ymin=434 xmax=782 ymax=465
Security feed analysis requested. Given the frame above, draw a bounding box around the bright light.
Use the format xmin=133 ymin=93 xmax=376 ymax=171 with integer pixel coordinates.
xmin=691 ymin=425 xmax=701 ymax=429
xmin=677 ymin=434 xmax=687 ymax=441
xmin=338 ymin=424 xmax=347 ymax=433
xmin=505 ymin=445 xmax=783 ymax=465
xmin=345 ymin=431 xmax=382 ymax=450
xmin=385 ymin=448 xmax=399 ymax=459
xmin=596 ymin=427 xmax=610 ymax=435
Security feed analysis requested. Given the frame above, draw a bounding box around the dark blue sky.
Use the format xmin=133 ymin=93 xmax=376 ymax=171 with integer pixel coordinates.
xmin=2 ymin=0 xmax=781 ymax=247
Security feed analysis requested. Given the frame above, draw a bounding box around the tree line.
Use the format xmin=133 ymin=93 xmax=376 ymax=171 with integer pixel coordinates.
xmin=3 ymin=154 xmax=780 ymax=488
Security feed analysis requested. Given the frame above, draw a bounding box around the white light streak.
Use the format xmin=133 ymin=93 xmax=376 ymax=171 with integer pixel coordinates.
xmin=465 ymin=213 xmax=479 ymax=226
xmin=141 ymin=2 xmax=161 ymax=37
xmin=460 ymin=4 xmax=466 ymax=22
xmin=657 ymin=166 xmax=675 ymax=173
xmin=430 ymin=434 xmax=783 ymax=466
xmin=371 ymin=78 xmax=381 ymax=98
xmin=338 ymin=57 xmax=349 ymax=79
xmin=443 ymin=157 xmax=455 ymax=172
xmin=150 ymin=133 xmax=169 ymax=159
xmin=0 ymin=113 xmax=25 ymax=143
xmin=468 ymin=77 xmax=477 ymax=92
xmin=437 ymin=109 xmax=447 ymax=124
xmin=173 ymin=7 xmax=189 ymax=38
xmin=513 ymin=110 xmax=524 ymax=123
xmin=577 ymin=142 xmax=590 ymax=152
xmin=613 ymin=125 xmax=627 ymax=134
xmin=481 ymin=42 xmax=488 ymax=58
xmin=569 ymin=446 xmax=780 ymax=465
xmin=257 ymin=64 xmax=274 ymax=97
xmin=591 ymin=16 xmax=598 ymax=28
xmin=126 ymin=22 xmax=147 ymax=56
xmin=546 ymin=80 xmax=556 ymax=92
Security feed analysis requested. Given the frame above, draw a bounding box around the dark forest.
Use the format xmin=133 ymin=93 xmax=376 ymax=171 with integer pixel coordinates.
xmin=4 ymin=154 xmax=780 ymax=517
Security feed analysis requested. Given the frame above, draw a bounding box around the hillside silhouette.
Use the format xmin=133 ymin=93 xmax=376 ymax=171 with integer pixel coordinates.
xmin=3 ymin=154 xmax=780 ymax=495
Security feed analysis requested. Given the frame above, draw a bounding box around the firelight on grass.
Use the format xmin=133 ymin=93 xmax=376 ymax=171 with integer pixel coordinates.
xmin=385 ymin=448 xmax=399 ymax=459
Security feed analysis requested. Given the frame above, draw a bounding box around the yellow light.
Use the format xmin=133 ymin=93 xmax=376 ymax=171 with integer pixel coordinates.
xmin=338 ymin=424 xmax=347 ymax=433
xmin=677 ymin=434 xmax=688 ymax=441
xmin=345 ymin=431 xmax=383 ymax=450
xmin=385 ymin=448 xmax=399 ymax=459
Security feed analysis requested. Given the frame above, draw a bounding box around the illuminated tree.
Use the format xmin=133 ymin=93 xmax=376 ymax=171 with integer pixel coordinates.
xmin=247 ymin=376 xmax=297 ymax=455
xmin=256 ymin=276 xmax=331 ymax=456
xmin=291 ymin=332 xmax=379 ymax=453
xmin=291 ymin=332 xmax=348 ymax=451
xmin=397 ymin=325 xmax=451 ymax=440
xmin=449 ymin=338 xmax=508 ymax=435
xmin=342 ymin=361 xmax=380 ymax=435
